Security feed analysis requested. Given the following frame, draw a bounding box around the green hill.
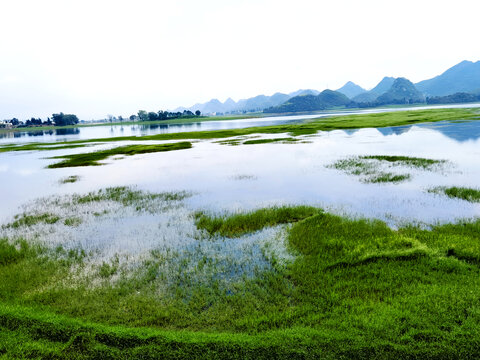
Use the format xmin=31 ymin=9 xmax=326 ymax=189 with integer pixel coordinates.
xmin=352 ymin=76 xmax=396 ymax=103
xmin=376 ymin=78 xmax=425 ymax=105
xmin=336 ymin=81 xmax=366 ymax=99
xmin=263 ymin=90 xmax=352 ymax=113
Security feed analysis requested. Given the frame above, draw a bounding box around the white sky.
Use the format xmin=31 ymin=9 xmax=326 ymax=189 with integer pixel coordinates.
xmin=1 ymin=0 xmax=479 ymax=120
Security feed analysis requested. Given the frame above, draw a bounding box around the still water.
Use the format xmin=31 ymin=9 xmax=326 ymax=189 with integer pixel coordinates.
xmin=2 ymin=103 xmax=480 ymax=144
xmin=1 ymin=119 xmax=479 ymax=226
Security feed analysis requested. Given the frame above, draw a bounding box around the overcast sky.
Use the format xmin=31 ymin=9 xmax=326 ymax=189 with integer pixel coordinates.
xmin=1 ymin=0 xmax=479 ymax=120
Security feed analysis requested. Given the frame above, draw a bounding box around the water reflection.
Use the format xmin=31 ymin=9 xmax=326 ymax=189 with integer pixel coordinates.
xmin=1 ymin=120 xmax=479 ymax=226
xmin=2 ymin=103 xmax=479 ymax=144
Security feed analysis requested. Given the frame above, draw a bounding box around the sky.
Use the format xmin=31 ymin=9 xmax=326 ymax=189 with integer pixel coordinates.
xmin=1 ymin=0 xmax=479 ymax=120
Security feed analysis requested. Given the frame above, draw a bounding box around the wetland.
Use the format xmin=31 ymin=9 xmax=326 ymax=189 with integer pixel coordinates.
xmin=1 ymin=107 xmax=480 ymax=358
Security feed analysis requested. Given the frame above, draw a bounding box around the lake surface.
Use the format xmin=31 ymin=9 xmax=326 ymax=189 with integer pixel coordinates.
xmin=2 ymin=103 xmax=480 ymax=144
xmin=1 ymin=118 xmax=479 ymax=227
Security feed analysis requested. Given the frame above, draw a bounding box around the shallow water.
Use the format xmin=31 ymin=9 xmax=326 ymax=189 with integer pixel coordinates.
xmin=1 ymin=119 xmax=479 ymax=226
xmin=2 ymin=103 xmax=480 ymax=144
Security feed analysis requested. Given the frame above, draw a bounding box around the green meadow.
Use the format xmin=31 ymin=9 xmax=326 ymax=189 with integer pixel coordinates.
xmin=1 ymin=186 xmax=480 ymax=358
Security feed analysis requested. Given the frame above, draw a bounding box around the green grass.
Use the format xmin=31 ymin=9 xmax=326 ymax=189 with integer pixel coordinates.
xmin=1 ymin=108 xmax=478 ymax=153
xmin=47 ymin=142 xmax=192 ymax=168
xmin=360 ymin=155 xmax=446 ymax=169
xmin=5 ymin=213 xmax=60 ymax=229
xmin=242 ymin=137 xmax=298 ymax=145
xmin=71 ymin=186 xmax=191 ymax=207
xmin=0 ymin=143 xmax=90 ymax=153
xmin=369 ymin=172 xmax=411 ymax=183
xmin=430 ymin=186 xmax=480 ymax=203
xmin=59 ymin=175 xmax=80 ymax=184
xmin=195 ymin=206 xmax=320 ymax=237
xmin=330 ymin=154 xmax=446 ymax=184
xmin=3 ymin=199 xmax=480 ymax=358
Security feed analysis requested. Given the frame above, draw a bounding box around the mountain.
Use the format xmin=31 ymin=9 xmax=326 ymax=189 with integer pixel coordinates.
xmin=336 ymin=81 xmax=366 ymax=99
xmin=177 ymin=89 xmax=322 ymax=115
xmin=352 ymin=77 xmax=395 ymax=103
xmin=288 ymin=89 xmax=320 ymax=97
xmin=416 ymin=60 xmax=480 ymax=96
xmin=235 ymin=93 xmax=291 ymax=112
xmin=376 ymin=78 xmax=425 ymax=105
xmin=264 ymin=90 xmax=352 ymax=113
xmin=370 ymin=76 xmax=396 ymax=95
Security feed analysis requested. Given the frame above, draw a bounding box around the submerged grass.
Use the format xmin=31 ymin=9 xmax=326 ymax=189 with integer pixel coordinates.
xmin=5 ymin=213 xmax=60 ymax=229
xmin=330 ymin=154 xmax=446 ymax=184
xmin=1 ymin=108 xmax=478 ymax=153
xmin=360 ymin=155 xmax=446 ymax=169
xmin=2 ymin=205 xmax=480 ymax=357
xmin=242 ymin=137 xmax=299 ymax=145
xmin=430 ymin=186 xmax=480 ymax=203
xmin=47 ymin=142 xmax=192 ymax=168
xmin=59 ymin=175 xmax=80 ymax=184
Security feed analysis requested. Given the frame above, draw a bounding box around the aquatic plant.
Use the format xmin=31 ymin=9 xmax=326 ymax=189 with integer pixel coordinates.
xmin=47 ymin=142 xmax=192 ymax=168
xmin=430 ymin=186 xmax=480 ymax=203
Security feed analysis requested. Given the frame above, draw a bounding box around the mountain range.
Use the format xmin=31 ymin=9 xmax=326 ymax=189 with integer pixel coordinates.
xmin=173 ymin=60 xmax=480 ymax=115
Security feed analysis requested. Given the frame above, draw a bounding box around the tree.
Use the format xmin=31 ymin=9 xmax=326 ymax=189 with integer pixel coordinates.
xmin=137 ymin=110 xmax=148 ymax=121
xmin=147 ymin=112 xmax=158 ymax=121
xmin=129 ymin=114 xmax=136 ymax=121
xmin=51 ymin=113 xmax=79 ymax=126
xmin=195 ymin=110 xmax=201 ymax=116
xmin=9 ymin=118 xmax=19 ymax=126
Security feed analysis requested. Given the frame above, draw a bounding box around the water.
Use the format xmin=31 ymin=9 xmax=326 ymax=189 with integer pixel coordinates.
xmin=1 ymin=119 xmax=479 ymax=226
xmin=2 ymin=103 xmax=480 ymax=144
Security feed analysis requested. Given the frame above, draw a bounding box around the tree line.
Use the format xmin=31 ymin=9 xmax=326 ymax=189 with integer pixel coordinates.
xmin=2 ymin=109 xmax=202 ymax=129
xmin=134 ymin=109 xmax=201 ymax=122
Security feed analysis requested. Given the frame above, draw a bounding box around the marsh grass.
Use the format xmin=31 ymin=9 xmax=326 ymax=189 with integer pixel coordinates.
xmin=195 ymin=206 xmax=320 ymax=237
xmin=360 ymin=155 xmax=446 ymax=169
xmin=5 ymin=213 xmax=60 ymax=229
xmin=3 ymin=202 xmax=480 ymax=358
xmin=72 ymin=186 xmax=191 ymax=210
xmin=330 ymin=154 xmax=446 ymax=184
xmin=59 ymin=175 xmax=80 ymax=184
xmin=369 ymin=173 xmax=411 ymax=183
xmin=242 ymin=137 xmax=298 ymax=145
xmin=47 ymin=142 xmax=192 ymax=168
xmin=430 ymin=186 xmax=480 ymax=203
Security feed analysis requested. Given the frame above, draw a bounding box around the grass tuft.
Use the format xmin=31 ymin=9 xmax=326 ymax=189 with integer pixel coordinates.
xmin=48 ymin=142 xmax=192 ymax=168
xmin=195 ymin=206 xmax=320 ymax=237
xmin=430 ymin=186 xmax=480 ymax=203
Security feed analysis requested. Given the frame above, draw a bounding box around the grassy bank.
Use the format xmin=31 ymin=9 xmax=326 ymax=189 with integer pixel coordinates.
xmin=2 ymin=188 xmax=480 ymax=358
xmin=1 ymin=108 xmax=478 ymax=154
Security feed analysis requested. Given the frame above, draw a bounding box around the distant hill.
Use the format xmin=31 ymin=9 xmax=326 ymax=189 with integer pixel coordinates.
xmin=376 ymin=78 xmax=425 ymax=105
xmin=416 ymin=60 xmax=480 ymax=96
xmin=173 ymin=60 xmax=480 ymax=115
xmin=371 ymin=76 xmax=396 ymax=95
xmin=264 ymin=90 xmax=352 ymax=113
xmin=336 ymin=81 xmax=366 ymax=99
xmin=176 ymin=89 xmax=322 ymax=115
xmin=352 ymin=77 xmax=395 ymax=103
xmin=426 ymin=92 xmax=480 ymax=105
xmin=288 ymin=89 xmax=320 ymax=97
